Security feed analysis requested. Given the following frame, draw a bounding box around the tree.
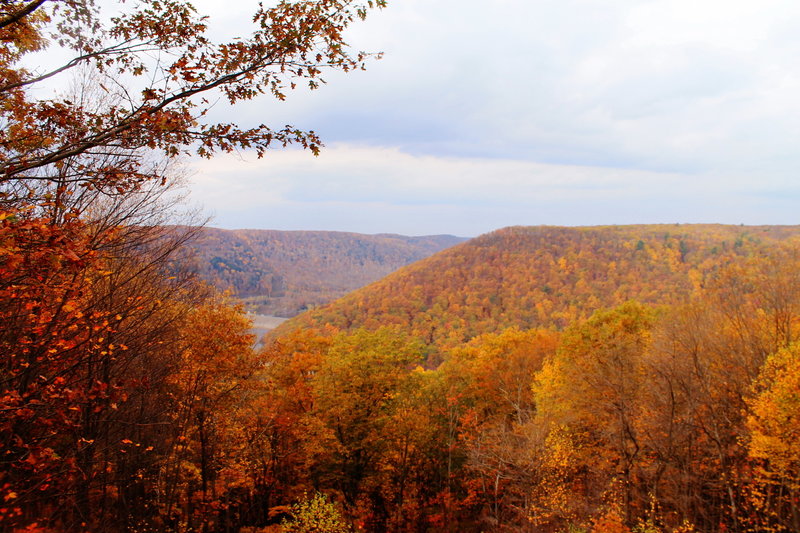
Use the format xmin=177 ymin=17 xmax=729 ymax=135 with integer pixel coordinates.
xmin=156 ymin=297 xmax=258 ymax=532
xmin=304 ymin=328 xmax=424 ymax=527
xmin=282 ymin=492 xmax=351 ymax=533
xmin=240 ymin=327 xmax=335 ymax=524
xmin=745 ymin=343 xmax=800 ymax=532
xmin=1 ymin=0 xmax=385 ymax=201
xmin=441 ymin=327 xmax=559 ymax=530
xmin=533 ymin=301 xmax=657 ymax=529
xmin=0 ymin=1 xmax=385 ymax=530
xmin=640 ymin=250 xmax=800 ymax=531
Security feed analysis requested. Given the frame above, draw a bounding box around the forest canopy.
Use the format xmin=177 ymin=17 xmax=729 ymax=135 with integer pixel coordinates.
xmin=265 ymin=227 xmax=800 ymax=532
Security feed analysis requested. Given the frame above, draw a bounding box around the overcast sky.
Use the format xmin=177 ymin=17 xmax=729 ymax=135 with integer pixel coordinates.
xmin=187 ymin=0 xmax=800 ymax=237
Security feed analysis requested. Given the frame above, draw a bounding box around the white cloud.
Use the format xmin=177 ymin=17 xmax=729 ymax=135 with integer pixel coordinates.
xmin=189 ymin=144 xmax=797 ymax=236
xmin=185 ymin=0 xmax=800 ymax=234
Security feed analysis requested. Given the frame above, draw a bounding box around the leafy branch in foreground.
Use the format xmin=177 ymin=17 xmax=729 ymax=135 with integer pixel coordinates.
xmin=0 ymin=1 xmax=385 ymax=530
xmin=0 ymin=0 xmax=384 ymax=199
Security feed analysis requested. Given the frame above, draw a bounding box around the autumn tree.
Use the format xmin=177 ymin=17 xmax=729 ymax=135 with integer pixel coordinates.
xmin=304 ymin=328 xmax=425 ymax=523
xmin=253 ymin=326 xmax=450 ymax=531
xmin=640 ymin=301 xmax=748 ymax=530
xmin=0 ymin=183 xmax=209 ymax=529
xmin=533 ymin=301 xmax=657 ymax=529
xmin=282 ymin=492 xmax=352 ymax=533
xmin=241 ymin=327 xmax=336 ymax=524
xmin=1 ymin=0 xmax=385 ymax=196
xmin=746 ymin=343 xmax=800 ymax=532
xmin=0 ymin=1 xmax=385 ymax=530
xmin=441 ymin=327 xmax=559 ymax=530
xmin=639 ymin=249 xmax=800 ymax=532
xmin=155 ymin=297 xmax=258 ymax=531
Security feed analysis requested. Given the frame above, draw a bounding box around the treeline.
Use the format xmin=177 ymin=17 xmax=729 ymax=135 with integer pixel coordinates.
xmin=189 ymin=229 xmax=464 ymax=317
xmin=262 ymin=247 xmax=800 ymax=532
xmin=286 ymin=225 xmax=800 ymax=349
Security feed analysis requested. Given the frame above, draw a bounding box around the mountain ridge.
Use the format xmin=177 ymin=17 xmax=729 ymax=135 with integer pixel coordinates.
xmin=276 ymin=223 xmax=800 ymax=347
xmin=187 ymin=227 xmax=467 ymax=316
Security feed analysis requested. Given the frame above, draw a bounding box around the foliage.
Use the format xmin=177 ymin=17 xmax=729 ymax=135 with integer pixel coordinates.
xmin=7 ymin=3 xmax=800 ymax=531
xmin=1 ymin=0 xmax=386 ymax=200
xmin=533 ymin=302 xmax=657 ymax=528
xmin=282 ymin=493 xmax=351 ymax=533
xmin=283 ymin=225 xmax=800 ymax=351
xmin=266 ymin=239 xmax=800 ymax=532
xmin=0 ymin=0 xmax=384 ymax=530
xmin=745 ymin=343 xmax=800 ymax=532
xmin=441 ymin=328 xmax=559 ymax=529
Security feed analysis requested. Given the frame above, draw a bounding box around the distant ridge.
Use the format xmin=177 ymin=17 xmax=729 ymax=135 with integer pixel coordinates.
xmin=277 ymin=224 xmax=800 ymax=347
xmin=187 ymin=228 xmax=466 ymax=316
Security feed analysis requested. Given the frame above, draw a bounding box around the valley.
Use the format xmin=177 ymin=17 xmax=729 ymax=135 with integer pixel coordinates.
xmin=188 ymin=228 xmax=466 ymax=316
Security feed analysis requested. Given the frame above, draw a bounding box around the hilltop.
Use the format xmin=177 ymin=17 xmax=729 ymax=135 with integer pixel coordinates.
xmin=278 ymin=224 xmax=800 ymax=347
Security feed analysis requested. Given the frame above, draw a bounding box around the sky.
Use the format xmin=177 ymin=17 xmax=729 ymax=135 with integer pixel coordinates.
xmin=186 ymin=0 xmax=800 ymax=237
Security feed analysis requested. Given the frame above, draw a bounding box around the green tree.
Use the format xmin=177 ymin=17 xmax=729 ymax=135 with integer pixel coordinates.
xmin=305 ymin=328 xmax=424 ymax=524
xmin=282 ymin=493 xmax=351 ymax=533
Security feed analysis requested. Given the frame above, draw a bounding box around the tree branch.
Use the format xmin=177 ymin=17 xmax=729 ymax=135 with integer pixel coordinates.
xmin=0 ymin=0 xmax=47 ymax=30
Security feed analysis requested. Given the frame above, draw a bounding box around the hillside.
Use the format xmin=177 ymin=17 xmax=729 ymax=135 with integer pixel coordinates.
xmin=187 ymin=228 xmax=465 ymax=316
xmin=279 ymin=224 xmax=800 ymax=346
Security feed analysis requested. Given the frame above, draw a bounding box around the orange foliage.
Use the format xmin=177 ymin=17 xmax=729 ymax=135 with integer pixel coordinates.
xmin=285 ymin=225 xmax=800 ymax=351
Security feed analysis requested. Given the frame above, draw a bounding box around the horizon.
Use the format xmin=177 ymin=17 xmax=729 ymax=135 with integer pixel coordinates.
xmin=187 ymin=1 xmax=800 ymax=236
xmin=202 ymin=221 xmax=800 ymax=241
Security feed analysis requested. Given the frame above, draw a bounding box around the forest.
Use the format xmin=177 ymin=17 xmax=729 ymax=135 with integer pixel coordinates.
xmin=285 ymin=225 xmax=800 ymax=349
xmin=263 ymin=225 xmax=800 ymax=532
xmin=3 ymin=1 xmax=800 ymax=532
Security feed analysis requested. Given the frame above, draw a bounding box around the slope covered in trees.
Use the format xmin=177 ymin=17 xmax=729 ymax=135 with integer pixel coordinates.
xmin=188 ymin=228 xmax=465 ymax=316
xmin=258 ymin=231 xmax=800 ymax=532
xmin=281 ymin=224 xmax=800 ymax=348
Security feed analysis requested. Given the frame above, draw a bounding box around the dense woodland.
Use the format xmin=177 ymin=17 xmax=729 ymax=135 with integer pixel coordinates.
xmin=283 ymin=225 xmax=800 ymax=349
xmin=259 ymin=224 xmax=800 ymax=532
xmin=7 ymin=212 xmax=796 ymax=532
xmin=189 ymin=229 xmax=463 ymax=316
xmin=4 ymin=1 xmax=800 ymax=532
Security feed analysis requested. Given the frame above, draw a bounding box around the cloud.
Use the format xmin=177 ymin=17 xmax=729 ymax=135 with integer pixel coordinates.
xmin=189 ymin=144 xmax=800 ymax=236
xmin=187 ymin=0 xmax=800 ymax=234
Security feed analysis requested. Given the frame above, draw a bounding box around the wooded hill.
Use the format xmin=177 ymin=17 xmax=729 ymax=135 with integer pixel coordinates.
xmin=187 ymin=228 xmax=465 ymax=316
xmin=255 ymin=223 xmax=800 ymax=532
xmin=279 ymin=224 xmax=800 ymax=348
